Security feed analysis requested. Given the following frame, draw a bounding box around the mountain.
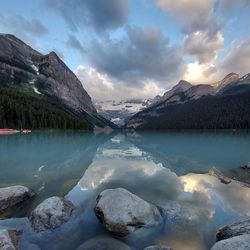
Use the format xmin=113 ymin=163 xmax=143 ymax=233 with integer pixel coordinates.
xmin=0 ymin=34 xmax=115 ymax=129
xmin=212 ymin=72 xmax=239 ymax=91
xmin=124 ymin=73 xmax=250 ymax=130
xmin=219 ymin=73 xmax=250 ymax=94
xmin=95 ymin=99 xmax=147 ymax=126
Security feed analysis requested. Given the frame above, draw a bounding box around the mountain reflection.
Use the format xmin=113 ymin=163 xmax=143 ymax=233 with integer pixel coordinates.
xmin=126 ymin=131 xmax=250 ymax=175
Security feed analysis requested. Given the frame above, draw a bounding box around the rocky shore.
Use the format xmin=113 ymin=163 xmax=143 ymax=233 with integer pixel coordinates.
xmin=211 ymin=219 xmax=250 ymax=250
xmin=0 ymin=171 xmax=250 ymax=250
xmin=208 ymin=164 xmax=250 ymax=188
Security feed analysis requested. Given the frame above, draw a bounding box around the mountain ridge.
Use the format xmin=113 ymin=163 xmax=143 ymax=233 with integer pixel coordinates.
xmin=0 ymin=34 xmax=116 ymax=129
xmin=124 ymin=72 xmax=250 ymax=130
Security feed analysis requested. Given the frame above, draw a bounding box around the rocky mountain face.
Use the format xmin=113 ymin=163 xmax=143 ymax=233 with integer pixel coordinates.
xmin=212 ymin=72 xmax=239 ymax=91
xmin=162 ymin=80 xmax=192 ymax=100
xmin=185 ymin=84 xmax=215 ymax=100
xmin=0 ymin=34 xmax=115 ymax=129
xmin=0 ymin=34 xmax=96 ymax=114
xmin=125 ymin=73 xmax=250 ymax=130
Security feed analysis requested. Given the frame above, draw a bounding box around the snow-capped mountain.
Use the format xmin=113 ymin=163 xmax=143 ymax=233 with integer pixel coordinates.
xmin=95 ymin=99 xmax=149 ymax=126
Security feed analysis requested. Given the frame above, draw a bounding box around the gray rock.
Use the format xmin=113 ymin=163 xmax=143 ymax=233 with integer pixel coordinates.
xmin=208 ymin=168 xmax=232 ymax=184
xmin=95 ymin=188 xmax=162 ymax=236
xmin=21 ymin=241 xmax=41 ymax=250
xmin=0 ymin=185 xmax=35 ymax=213
xmin=0 ymin=229 xmax=20 ymax=250
xmin=216 ymin=219 xmax=250 ymax=241
xmin=162 ymin=203 xmax=199 ymax=225
xmin=144 ymin=245 xmax=173 ymax=250
xmin=29 ymin=196 xmax=75 ymax=231
xmin=211 ymin=234 xmax=250 ymax=250
xmin=77 ymin=235 xmax=131 ymax=250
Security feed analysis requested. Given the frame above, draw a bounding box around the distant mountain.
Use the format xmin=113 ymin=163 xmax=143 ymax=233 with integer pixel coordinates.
xmin=0 ymin=34 xmax=115 ymax=129
xmin=124 ymin=73 xmax=250 ymax=130
xmin=212 ymin=72 xmax=239 ymax=91
xmin=95 ymin=99 xmax=147 ymax=126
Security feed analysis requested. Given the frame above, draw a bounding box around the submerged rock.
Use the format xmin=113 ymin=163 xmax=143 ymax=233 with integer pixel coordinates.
xmin=30 ymin=196 xmax=75 ymax=231
xmin=211 ymin=234 xmax=250 ymax=250
xmin=217 ymin=167 xmax=250 ymax=188
xmin=144 ymin=245 xmax=173 ymax=250
xmin=77 ymin=235 xmax=131 ymax=250
xmin=208 ymin=168 xmax=232 ymax=184
xmin=216 ymin=219 xmax=250 ymax=241
xmin=95 ymin=188 xmax=162 ymax=236
xmin=0 ymin=185 xmax=35 ymax=214
xmin=0 ymin=229 xmax=20 ymax=250
xmin=162 ymin=203 xmax=199 ymax=225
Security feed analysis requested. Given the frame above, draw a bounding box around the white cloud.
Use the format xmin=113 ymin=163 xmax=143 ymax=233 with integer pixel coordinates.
xmin=184 ymin=62 xmax=218 ymax=84
xmin=219 ymin=38 xmax=250 ymax=76
xmin=184 ymin=31 xmax=224 ymax=64
xmin=183 ymin=37 xmax=250 ymax=84
xmin=76 ymin=65 xmax=163 ymax=100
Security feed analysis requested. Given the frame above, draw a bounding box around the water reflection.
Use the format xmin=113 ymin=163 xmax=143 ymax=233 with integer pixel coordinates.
xmin=67 ymin=133 xmax=250 ymax=250
xmin=0 ymin=131 xmax=250 ymax=250
xmin=127 ymin=131 xmax=250 ymax=175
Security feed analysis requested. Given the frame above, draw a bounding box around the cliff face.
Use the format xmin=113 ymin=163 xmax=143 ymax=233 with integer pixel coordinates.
xmin=212 ymin=73 xmax=239 ymax=91
xmin=0 ymin=34 xmax=96 ymax=115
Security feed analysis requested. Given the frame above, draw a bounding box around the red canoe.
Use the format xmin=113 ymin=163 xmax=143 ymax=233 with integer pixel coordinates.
xmin=0 ymin=129 xmax=20 ymax=135
xmin=22 ymin=129 xmax=31 ymax=134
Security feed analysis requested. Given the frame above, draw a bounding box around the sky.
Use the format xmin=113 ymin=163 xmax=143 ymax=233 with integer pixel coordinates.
xmin=0 ymin=0 xmax=250 ymax=101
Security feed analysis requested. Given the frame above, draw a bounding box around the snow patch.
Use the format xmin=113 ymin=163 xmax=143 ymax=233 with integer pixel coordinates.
xmin=32 ymin=87 xmax=42 ymax=95
xmin=38 ymin=165 xmax=46 ymax=172
xmin=31 ymin=64 xmax=39 ymax=75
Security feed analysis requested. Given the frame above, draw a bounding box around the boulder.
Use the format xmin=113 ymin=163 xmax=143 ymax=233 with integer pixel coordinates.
xmin=208 ymin=168 xmax=232 ymax=184
xmin=77 ymin=235 xmax=131 ymax=250
xmin=211 ymin=234 xmax=250 ymax=250
xmin=162 ymin=203 xmax=199 ymax=225
xmin=0 ymin=229 xmax=20 ymax=250
xmin=216 ymin=219 xmax=250 ymax=241
xmin=29 ymin=196 xmax=75 ymax=231
xmin=144 ymin=246 xmax=173 ymax=250
xmin=0 ymin=185 xmax=35 ymax=213
xmin=94 ymin=188 xmax=162 ymax=236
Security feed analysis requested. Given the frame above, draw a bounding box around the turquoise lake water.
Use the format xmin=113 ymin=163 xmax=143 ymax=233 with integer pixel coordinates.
xmin=0 ymin=131 xmax=250 ymax=250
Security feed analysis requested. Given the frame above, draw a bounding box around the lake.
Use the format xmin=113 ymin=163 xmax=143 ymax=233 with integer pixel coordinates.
xmin=0 ymin=131 xmax=250 ymax=250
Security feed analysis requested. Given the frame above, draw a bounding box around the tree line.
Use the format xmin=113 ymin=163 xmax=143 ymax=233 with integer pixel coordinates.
xmin=0 ymin=87 xmax=92 ymax=130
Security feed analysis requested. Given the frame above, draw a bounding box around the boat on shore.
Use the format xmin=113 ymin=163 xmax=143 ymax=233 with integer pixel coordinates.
xmin=0 ymin=129 xmax=20 ymax=135
xmin=22 ymin=129 xmax=31 ymax=134
xmin=0 ymin=128 xmax=32 ymax=135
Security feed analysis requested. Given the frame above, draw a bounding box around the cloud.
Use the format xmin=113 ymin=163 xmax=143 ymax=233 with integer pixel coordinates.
xmin=66 ymin=34 xmax=86 ymax=54
xmin=155 ymin=0 xmax=218 ymax=34
xmin=184 ymin=31 xmax=224 ymax=64
xmin=42 ymin=0 xmax=130 ymax=32
xmin=183 ymin=37 xmax=250 ymax=84
xmin=0 ymin=13 xmax=48 ymax=39
xmin=219 ymin=0 xmax=250 ymax=12
xmin=87 ymin=25 xmax=186 ymax=88
xmin=219 ymin=38 xmax=250 ymax=76
xmin=154 ymin=0 xmax=225 ymax=85
xmin=184 ymin=62 xmax=218 ymax=84
xmin=76 ymin=66 xmax=163 ymax=100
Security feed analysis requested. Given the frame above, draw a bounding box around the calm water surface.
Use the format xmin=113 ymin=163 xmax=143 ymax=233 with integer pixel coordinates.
xmin=0 ymin=131 xmax=250 ymax=250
